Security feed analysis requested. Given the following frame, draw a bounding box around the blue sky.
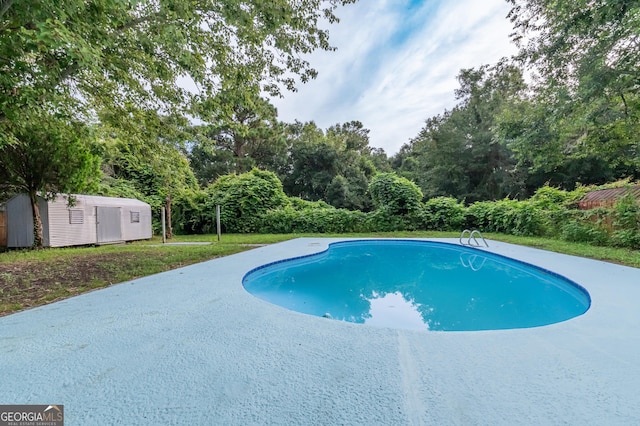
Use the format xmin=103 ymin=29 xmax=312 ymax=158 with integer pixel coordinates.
xmin=271 ymin=0 xmax=517 ymax=155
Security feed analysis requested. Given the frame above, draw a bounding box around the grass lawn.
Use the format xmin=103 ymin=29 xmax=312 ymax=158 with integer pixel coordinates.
xmin=1 ymin=232 xmax=638 ymax=316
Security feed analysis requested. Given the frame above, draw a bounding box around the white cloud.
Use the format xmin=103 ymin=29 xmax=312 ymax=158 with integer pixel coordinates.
xmin=271 ymin=0 xmax=518 ymax=155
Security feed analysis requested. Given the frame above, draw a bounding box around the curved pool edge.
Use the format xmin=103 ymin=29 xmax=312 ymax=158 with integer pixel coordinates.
xmin=1 ymin=237 xmax=639 ymax=424
xmin=242 ymin=238 xmax=592 ymax=332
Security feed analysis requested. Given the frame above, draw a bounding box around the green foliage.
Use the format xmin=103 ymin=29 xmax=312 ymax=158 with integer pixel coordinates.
xmin=193 ymin=88 xmax=287 ymax=178
xmin=466 ymin=199 xmax=544 ymax=236
xmin=364 ymin=209 xmax=415 ymax=232
xmin=396 ymin=63 xmax=528 ymax=202
xmin=503 ymin=0 xmax=640 ymax=188
xmin=561 ymin=220 xmax=610 ymax=246
xmin=0 ymin=111 xmax=101 ymax=246
xmin=421 ymin=197 xmax=466 ymax=231
xmin=1 ymin=0 xmax=357 ymax=130
xmin=260 ymin=207 xmax=367 ymax=234
xmin=529 ymin=185 xmax=585 ymax=209
xmin=282 ymin=120 xmax=379 ymax=211
xmin=288 ymin=197 xmax=333 ymax=211
xmin=611 ymin=193 xmax=640 ymax=248
xmin=369 ymin=172 xmax=423 ymax=215
xmin=0 ymin=112 xmax=100 ymax=196
xmin=207 ymin=169 xmax=289 ymax=233
xmin=171 ymin=189 xmax=211 ymax=235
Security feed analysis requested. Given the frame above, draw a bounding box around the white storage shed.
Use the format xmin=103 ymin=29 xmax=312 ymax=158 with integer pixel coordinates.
xmin=1 ymin=194 xmax=152 ymax=248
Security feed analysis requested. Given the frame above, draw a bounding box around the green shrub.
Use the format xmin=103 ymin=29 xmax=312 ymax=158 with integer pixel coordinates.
xmin=610 ymin=193 xmax=640 ymax=248
xmin=466 ymin=199 xmax=544 ymax=236
xmin=288 ymin=197 xmax=333 ymax=211
xmin=259 ymin=207 xmax=367 ymax=233
xmin=206 ymin=169 xmax=289 ymax=233
xmin=561 ymin=220 xmax=609 ymax=245
xmin=421 ymin=197 xmax=465 ymax=231
xmin=171 ymin=189 xmax=210 ymax=234
xmin=610 ymin=230 xmax=640 ymax=249
xmin=364 ymin=208 xmax=412 ymax=232
xmin=613 ymin=192 xmax=640 ymax=230
xmin=530 ymin=185 xmax=586 ymax=209
xmin=369 ymin=172 xmax=423 ymax=215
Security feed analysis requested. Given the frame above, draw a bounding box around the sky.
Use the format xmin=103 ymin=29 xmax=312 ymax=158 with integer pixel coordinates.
xmin=271 ymin=0 xmax=518 ymax=155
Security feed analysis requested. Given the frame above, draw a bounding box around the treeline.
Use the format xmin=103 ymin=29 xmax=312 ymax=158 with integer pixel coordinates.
xmin=167 ymin=167 xmax=640 ymax=249
xmin=1 ymin=0 xmax=639 ymax=248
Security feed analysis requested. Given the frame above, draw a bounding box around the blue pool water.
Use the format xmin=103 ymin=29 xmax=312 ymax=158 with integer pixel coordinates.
xmin=242 ymin=240 xmax=591 ymax=331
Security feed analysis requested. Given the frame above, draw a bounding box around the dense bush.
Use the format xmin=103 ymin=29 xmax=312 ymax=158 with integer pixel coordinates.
xmin=529 ymin=185 xmax=586 ymax=209
xmin=466 ymin=199 xmax=544 ymax=236
xmin=559 ymin=210 xmax=609 ymax=245
xmin=611 ymin=193 xmax=640 ymax=248
xmin=365 ymin=208 xmax=416 ymax=232
xmin=165 ymin=168 xmax=639 ymax=251
xmin=288 ymin=197 xmax=333 ymax=211
xmin=368 ymin=172 xmax=423 ymax=215
xmin=260 ymin=207 xmax=367 ymax=233
xmin=421 ymin=197 xmax=465 ymax=231
xmin=206 ymin=169 xmax=289 ymax=233
xmin=171 ymin=189 xmax=210 ymax=234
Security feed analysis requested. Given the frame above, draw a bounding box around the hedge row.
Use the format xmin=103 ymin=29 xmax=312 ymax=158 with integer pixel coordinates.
xmin=170 ymin=169 xmax=640 ymax=249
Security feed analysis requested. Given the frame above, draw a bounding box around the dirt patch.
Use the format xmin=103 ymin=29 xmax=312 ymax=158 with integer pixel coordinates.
xmin=0 ymin=252 xmax=139 ymax=316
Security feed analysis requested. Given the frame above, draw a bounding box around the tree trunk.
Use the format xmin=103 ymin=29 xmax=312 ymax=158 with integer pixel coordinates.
xmin=165 ymin=194 xmax=173 ymax=239
xmin=28 ymin=191 xmax=44 ymax=248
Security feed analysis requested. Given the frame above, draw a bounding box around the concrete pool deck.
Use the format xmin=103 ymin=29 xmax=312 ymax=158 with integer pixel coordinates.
xmin=1 ymin=238 xmax=639 ymax=425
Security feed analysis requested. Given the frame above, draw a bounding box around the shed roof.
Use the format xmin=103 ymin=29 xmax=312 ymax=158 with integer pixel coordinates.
xmin=58 ymin=194 xmax=150 ymax=208
xmin=578 ymin=185 xmax=640 ymax=209
xmin=1 ymin=193 xmax=150 ymax=209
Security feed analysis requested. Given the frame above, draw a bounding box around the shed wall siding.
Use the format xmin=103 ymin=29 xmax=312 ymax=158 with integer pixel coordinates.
xmin=6 ymin=195 xmax=36 ymax=247
xmin=47 ymin=198 xmax=97 ymax=247
xmin=120 ymin=206 xmax=153 ymax=240
xmin=0 ymin=210 xmax=6 ymax=247
xmin=4 ymin=194 xmax=151 ymax=248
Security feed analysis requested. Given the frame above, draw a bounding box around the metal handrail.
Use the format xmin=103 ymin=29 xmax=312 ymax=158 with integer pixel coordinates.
xmin=459 ymin=229 xmax=489 ymax=247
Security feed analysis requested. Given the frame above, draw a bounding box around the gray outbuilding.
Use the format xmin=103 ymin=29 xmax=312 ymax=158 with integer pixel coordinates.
xmin=0 ymin=194 xmax=152 ymax=248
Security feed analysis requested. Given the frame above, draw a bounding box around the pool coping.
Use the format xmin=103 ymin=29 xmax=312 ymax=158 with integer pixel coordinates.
xmin=1 ymin=237 xmax=639 ymax=424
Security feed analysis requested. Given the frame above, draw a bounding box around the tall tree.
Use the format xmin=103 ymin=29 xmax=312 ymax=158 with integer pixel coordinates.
xmin=99 ymin=119 xmax=199 ymax=239
xmin=193 ymin=87 xmax=287 ymax=179
xmin=1 ymin=0 xmax=358 ymax=131
xmin=400 ymin=63 xmax=527 ymax=202
xmin=505 ymin=0 xmax=640 ymax=186
xmin=0 ymin=110 xmax=100 ymax=247
xmin=283 ymin=121 xmax=377 ymax=210
xmin=1 ymin=0 xmax=356 ymax=243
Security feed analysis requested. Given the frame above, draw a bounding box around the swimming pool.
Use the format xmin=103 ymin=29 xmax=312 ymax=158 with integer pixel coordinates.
xmin=243 ymin=240 xmax=591 ymax=331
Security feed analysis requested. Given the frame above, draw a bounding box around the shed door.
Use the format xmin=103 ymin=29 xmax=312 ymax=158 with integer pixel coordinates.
xmin=96 ymin=207 xmax=122 ymax=243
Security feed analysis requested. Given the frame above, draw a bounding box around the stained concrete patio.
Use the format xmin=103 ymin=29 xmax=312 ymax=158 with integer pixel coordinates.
xmin=1 ymin=238 xmax=639 ymax=425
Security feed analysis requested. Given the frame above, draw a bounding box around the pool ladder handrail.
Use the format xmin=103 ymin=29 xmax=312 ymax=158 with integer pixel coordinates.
xmin=460 ymin=229 xmax=489 ymax=247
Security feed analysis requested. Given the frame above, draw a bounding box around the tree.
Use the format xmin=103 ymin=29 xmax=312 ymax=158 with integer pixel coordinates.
xmin=508 ymin=0 xmax=639 ymax=104
xmin=1 ymin=0 xmax=356 ymax=243
xmin=0 ymin=110 xmax=100 ymax=247
xmin=99 ymin=122 xmax=199 ymax=238
xmin=399 ymin=63 xmax=527 ymax=201
xmin=1 ymin=0 xmax=358 ymax=130
xmin=206 ymin=168 xmax=289 ymax=233
xmin=193 ymin=87 xmax=287 ymax=178
xmin=506 ymin=0 xmax=640 ymax=185
xmin=282 ymin=120 xmax=377 ymax=210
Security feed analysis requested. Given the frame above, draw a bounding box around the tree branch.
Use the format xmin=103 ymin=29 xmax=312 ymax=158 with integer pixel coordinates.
xmin=0 ymin=0 xmax=13 ymax=19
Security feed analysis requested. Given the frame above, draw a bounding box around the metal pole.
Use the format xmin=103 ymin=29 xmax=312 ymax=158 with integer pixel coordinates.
xmin=161 ymin=205 xmax=166 ymax=244
xmin=216 ymin=204 xmax=221 ymax=242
